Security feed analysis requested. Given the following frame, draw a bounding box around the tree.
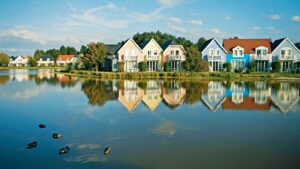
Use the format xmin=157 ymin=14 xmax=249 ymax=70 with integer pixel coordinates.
xmin=66 ymin=46 xmax=78 ymax=55
xmin=0 ymin=52 xmax=10 ymax=66
xmin=196 ymin=37 xmax=206 ymax=50
xmin=45 ymin=49 xmax=60 ymax=59
xmin=249 ymin=61 xmax=256 ymax=72
xmin=138 ymin=60 xmax=147 ymax=71
xmin=27 ymin=56 xmax=37 ymax=67
xmin=223 ymin=63 xmax=232 ymax=72
xmin=79 ymin=42 xmax=107 ymax=71
xmin=59 ymin=45 xmax=67 ymax=54
xmin=184 ymin=46 xmax=208 ymax=72
xmin=80 ymin=45 xmax=88 ymax=55
xmin=34 ymin=49 xmax=45 ymax=60
xmin=272 ymin=61 xmax=281 ymax=72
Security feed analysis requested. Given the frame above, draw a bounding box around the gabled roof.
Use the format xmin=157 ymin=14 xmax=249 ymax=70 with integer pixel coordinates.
xmin=222 ymin=97 xmax=271 ymax=110
xmin=105 ymin=44 xmax=122 ymax=55
xmin=40 ymin=55 xmax=55 ymax=61
xmin=200 ymin=38 xmax=227 ymax=53
xmin=161 ymin=39 xmax=180 ymax=50
xmin=223 ymin=38 xmax=272 ymax=54
xmin=57 ymin=55 xmax=74 ymax=61
xmin=116 ymin=37 xmax=142 ymax=53
xmin=271 ymin=38 xmax=300 ymax=54
xmin=141 ymin=38 xmax=163 ymax=51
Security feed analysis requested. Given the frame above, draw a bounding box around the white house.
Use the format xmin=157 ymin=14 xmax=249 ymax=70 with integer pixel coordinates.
xmin=37 ymin=56 xmax=55 ymax=67
xmin=10 ymin=55 xmax=28 ymax=67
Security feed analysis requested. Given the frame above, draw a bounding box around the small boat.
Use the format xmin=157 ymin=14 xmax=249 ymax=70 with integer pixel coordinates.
xmin=52 ymin=133 xmax=62 ymax=139
xmin=59 ymin=146 xmax=70 ymax=155
xmin=27 ymin=141 xmax=37 ymax=149
xmin=39 ymin=124 xmax=46 ymax=128
xmin=104 ymin=147 xmax=111 ymax=155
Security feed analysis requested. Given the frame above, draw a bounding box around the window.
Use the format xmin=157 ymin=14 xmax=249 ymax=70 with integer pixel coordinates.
xmin=131 ymin=49 xmax=136 ymax=56
xmin=234 ymin=50 xmax=237 ymax=56
xmin=148 ymin=50 xmax=151 ymax=56
xmin=239 ymin=50 xmax=243 ymax=56
xmin=171 ymin=50 xmax=174 ymax=56
xmin=215 ymin=49 xmax=220 ymax=55
xmin=154 ymin=50 xmax=158 ymax=55
xmin=176 ymin=50 xmax=179 ymax=56
xmin=209 ymin=49 xmax=214 ymax=56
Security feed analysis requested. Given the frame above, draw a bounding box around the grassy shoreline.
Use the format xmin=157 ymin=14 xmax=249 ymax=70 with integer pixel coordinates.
xmin=0 ymin=67 xmax=62 ymax=70
xmin=58 ymin=70 xmax=300 ymax=80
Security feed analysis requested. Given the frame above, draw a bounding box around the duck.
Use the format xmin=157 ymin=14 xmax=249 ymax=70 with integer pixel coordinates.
xmin=52 ymin=133 xmax=62 ymax=139
xmin=59 ymin=146 xmax=70 ymax=155
xmin=104 ymin=147 xmax=111 ymax=155
xmin=27 ymin=141 xmax=37 ymax=149
xmin=39 ymin=124 xmax=46 ymax=128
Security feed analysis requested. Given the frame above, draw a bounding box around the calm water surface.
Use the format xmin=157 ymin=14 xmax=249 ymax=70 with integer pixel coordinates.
xmin=0 ymin=69 xmax=300 ymax=169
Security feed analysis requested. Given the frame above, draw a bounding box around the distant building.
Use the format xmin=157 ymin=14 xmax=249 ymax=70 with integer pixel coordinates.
xmin=37 ymin=55 xmax=55 ymax=67
xmin=9 ymin=55 xmax=28 ymax=67
xmin=56 ymin=55 xmax=77 ymax=66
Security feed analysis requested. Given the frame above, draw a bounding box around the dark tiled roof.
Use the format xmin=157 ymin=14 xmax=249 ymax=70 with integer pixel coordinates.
xmin=223 ymin=38 xmax=272 ymax=54
xmin=199 ymin=38 xmax=213 ymax=51
xmin=105 ymin=44 xmax=122 ymax=55
xmin=40 ymin=55 xmax=55 ymax=61
xmin=161 ymin=39 xmax=180 ymax=50
xmin=272 ymin=38 xmax=285 ymax=51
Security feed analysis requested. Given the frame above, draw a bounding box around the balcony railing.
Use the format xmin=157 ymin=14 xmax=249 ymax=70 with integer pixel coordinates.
xmin=124 ymin=55 xmax=138 ymax=61
xmin=280 ymin=54 xmax=294 ymax=60
xmin=254 ymin=54 xmax=270 ymax=60
xmin=208 ymin=55 xmax=222 ymax=60
xmin=169 ymin=55 xmax=185 ymax=60
xmin=146 ymin=55 xmax=160 ymax=60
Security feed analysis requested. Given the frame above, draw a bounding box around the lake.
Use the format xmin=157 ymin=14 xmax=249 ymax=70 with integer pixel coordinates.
xmin=0 ymin=69 xmax=300 ymax=169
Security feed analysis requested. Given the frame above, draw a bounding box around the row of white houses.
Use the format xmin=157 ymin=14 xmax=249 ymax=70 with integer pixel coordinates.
xmin=9 ymin=55 xmax=77 ymax=67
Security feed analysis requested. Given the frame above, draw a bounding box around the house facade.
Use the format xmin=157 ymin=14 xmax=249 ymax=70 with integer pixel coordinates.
xmin=37 ymin=56 xmax=55 ymax=67
xmin=200 ymin=38 xmax=227 ymax=72
xmin=142 ymin=38 xmax=163 ymax=72
xmin=10 ymin=55 xmax=28 ymax=67
xmin=224 ymin=38 xmax=272 ymax=72
xmin=116 ymin=38 xmax=144 ymax=72
xmin=56 ymin=55 xmax=77 ymax=66
xmin=272 ymin=38 xmax=300 ymax=72
xmin=104 ymin=44 xmax=121 ymax=72
xmin=162 ymin=40 xmax=186 ymax=71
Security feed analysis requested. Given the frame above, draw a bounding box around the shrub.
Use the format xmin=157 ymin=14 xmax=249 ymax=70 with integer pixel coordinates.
xmin=271 ymin=61 xmax=281 ymax=72
xmin=138 ymin=61 xmax=147 ymax=71
xmin=118 ymin=62 xmax=125 ymax=72
xmin=249 ymin=61 xmax=256 ymax=72
xmin=223 ymin=63 xmax=232 ymax=72
xmin=164 ymin=61 xmax=171 ymax=72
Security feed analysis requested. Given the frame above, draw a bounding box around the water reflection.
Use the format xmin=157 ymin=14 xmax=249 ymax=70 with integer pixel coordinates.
xmin=0 ymin=70 xmax=300 ymax=114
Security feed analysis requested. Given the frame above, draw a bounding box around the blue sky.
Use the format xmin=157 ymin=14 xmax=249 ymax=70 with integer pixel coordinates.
xmin=0 ymin=0 xmax=300 ymax=55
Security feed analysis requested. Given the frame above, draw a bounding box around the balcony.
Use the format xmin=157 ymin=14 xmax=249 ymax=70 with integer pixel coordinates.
xmin=208 ymin=55 xmax=222 ymax=60
xmin=279 ymin=54 xmax=295 ymax=60
xmin=254 ymin=54 xmax=270 ymax=60
xmin=169 ymin=55 xmax=185 ymax=60
xmin=124 ymin=55 xmax=138 ymax=61
xmin=146 ymin=55 xmax=160 ymax=60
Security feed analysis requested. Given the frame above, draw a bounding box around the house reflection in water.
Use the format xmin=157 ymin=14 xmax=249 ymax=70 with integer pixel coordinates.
xmin=271 ymin=82 xmax=299 ymax=114
xmin=223 ymin=81 xmax=271 ymax=111
xmin=201 ymin=81 xmax=226 ymax=111
xmin=162 ymin=81 xmax=186 ymax=109
xmin=118 ymin=80 xmax=144 ymax=112
xmin=142 ymin=80 xmax=162 ymax=111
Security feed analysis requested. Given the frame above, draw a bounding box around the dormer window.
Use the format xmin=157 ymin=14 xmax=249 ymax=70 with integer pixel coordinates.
xmin=175 ymin=50 xmax=179 ymax=56
xmin=256 ymin=47 xmax=268 ymax=56
xmin=232 ymin=46 xmax=244 ymax=57
xmin=215 ymin=49 xmax=220 ymax=55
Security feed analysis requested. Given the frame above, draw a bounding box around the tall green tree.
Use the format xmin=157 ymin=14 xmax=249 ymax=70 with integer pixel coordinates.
xmin=45 ymin=49 xmax=60 ymax=59
xmin=27 ymin=56 xmax=37 ymax=67
xmin=184 ymin=46 xmax=208 ymax=72
xmin=196 ymin=37 xmax=206 ymax=50
xmin=0 ymin=52 xmax=10 ymax=66
xmin=66 ymin=46 xmax=78 ymax=55
xmin=34 ymin=49 xmax=45 ymax=60
xmin=80 ymin=45 xmax=88 ymax=55
xmin=79 ymin=42 xmax=107 ymax=71
xmin=59 ymin=45 xmax=67 ymax=54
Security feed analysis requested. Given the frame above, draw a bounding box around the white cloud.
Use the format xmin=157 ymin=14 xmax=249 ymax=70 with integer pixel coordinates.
xmin=291 ymin=16 xmax=300 ymax=22
xmin=170 ymin=26 xmax=187 ymax=34
xmin=253 ymin=26 xmax=261 ymax=31
xmin=225 ymin=16 xmax=231 ymax=20
xmin=0 ymin=28 xmax=47 ymax=44
xmin=157 ymin=0 xmax=180 ymax=7
xmin=170 ymin=17 xmax=183 ymax=24
xmin=210 ymin=28 xmax=221 ymax=34
xmin=67 ymin=2 xmax=77 ymax=12
xmin=188 ymin=19 xmax=203 ymax=25
xmin=269 ymin=14 xmax=280 ymax=20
